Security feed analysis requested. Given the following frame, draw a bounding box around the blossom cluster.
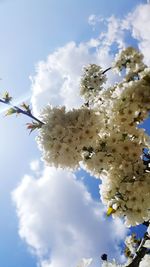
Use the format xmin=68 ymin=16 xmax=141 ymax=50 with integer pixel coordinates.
xmin=37 ymin=105 xmax=101 ymax=168
xmin=139 ymin=254 xmax=150 ymax=267
xmin=77 ymin=239 xmax=150 ymax=267
xmin=101 ymin=254 xmax=150 ymax=267
xmin=76 ymin=258 xmax=125 ymax=267
xmin=113 ymin=46 xmax=146 ymax=81
xmin=81 ymin=48 xmax=150 ymax=226
xmin=38 ymin=47 xmax=150 ymax=226
xmin=80 ymin=64 xmax=107 ymax=102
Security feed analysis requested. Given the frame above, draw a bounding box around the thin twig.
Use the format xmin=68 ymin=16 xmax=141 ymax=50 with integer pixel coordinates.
xmin=0 ymin=98 xmax=44 ymax=125
xmin=102 ymin=67 xmax=112 ymax=74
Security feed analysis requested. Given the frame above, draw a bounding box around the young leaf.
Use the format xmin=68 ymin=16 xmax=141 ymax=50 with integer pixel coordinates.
xmin=5 ymin=108 xmax=17 ymax=116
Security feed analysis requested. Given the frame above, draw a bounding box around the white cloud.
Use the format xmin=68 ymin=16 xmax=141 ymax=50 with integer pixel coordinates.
xmin=30 ymin=2 xmax=150 ymax=117
xmin=30 ymin=39 xmax=122 ymax=116
xmin=30 ymin=160 xmax=40 ymax=172
xmin=88 ymin=2 xmax=150 ymax=66
xmin=30 ymin=42 xmax=96 ymax=116
xmin=99 ymin=16 xmax=126 ymax=51
xmin=12 ymin=164 xmax=127 ymax=267
xmin=88 ymin=14 xmax=104 ymax=30
xmin=123 ymin=3 xmax=150 ymax=65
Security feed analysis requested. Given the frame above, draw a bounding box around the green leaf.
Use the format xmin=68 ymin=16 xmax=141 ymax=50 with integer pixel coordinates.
xmin=5 ymin=108 xmax=17 ymax=116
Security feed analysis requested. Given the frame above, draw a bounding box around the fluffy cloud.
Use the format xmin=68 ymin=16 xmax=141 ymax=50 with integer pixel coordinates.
xmin=30 ymin=160 xmax=40 ymax=172
xmin=30 ymin=2 xmax=150 ymax=118
xmin=30 ymin=40 xmax=120 ymax=117
xmin=30 ymin=42 xmax=95 ymax=115
xmin=124 ymin=2 xmax=150 ymax=65
xmin=88 ymin=14 xmax=104 ymax=29
xmin=12 ymin=164 xmax=127 ymax=267
xmin=89 ymin=2 xmax=150 ymax=65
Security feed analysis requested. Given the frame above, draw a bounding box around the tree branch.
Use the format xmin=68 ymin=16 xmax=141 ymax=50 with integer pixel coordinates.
xmin=0 ymin=98 xmax=44 ymax=125
xmin=126 ymin=232 xmax=150 ymax=267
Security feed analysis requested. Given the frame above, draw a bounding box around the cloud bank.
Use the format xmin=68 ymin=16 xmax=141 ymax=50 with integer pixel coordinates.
xmin=13 ymin=165 xmax=127 ymax=267
xmin=124 ymin=3 xmax=150 ymax=65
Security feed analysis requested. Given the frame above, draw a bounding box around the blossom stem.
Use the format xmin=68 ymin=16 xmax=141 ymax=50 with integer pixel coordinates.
xmin=102 ymin=67 xmax=112 ymax=74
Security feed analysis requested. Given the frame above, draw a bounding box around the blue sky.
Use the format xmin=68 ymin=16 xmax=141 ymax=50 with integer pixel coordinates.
xmin=0 ymin=0 xmax=150 ymax=267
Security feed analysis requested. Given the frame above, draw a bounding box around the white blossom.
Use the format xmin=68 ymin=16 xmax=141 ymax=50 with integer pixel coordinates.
xmin=139 ymin=254 xmax=150 ymax=267
xmin=148 ymin=224 xmax=150 ymax=236
xmin=113 ymin=47 xmax=146 ymax=78
xmin=37 ymin=47 xmax=150 ymax=226
xmin=77 ymin=258 xmax=93 ymax=267
xmin=80 ymin=64 xmax=107 ymax=102
xmin=125 ymin=234 xmax=139 ymax=255
xmin=143 ymin=240 xmax=150 ymax=249
xmin=37 ymin=106 xmax=101 ymax=169
xmin=102 ymin=259 xmax=125 ymax=267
